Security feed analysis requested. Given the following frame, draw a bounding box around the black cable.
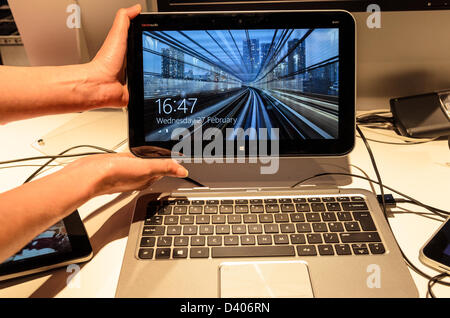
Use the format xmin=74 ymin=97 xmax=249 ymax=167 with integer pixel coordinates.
xmin=356 ymin=125 xmax=387 ymax=218
xmin=24 ymin=145 xmax=115 ymax=184
xmin=428 ymin=272 xmax=450 ymax=298
xmin=0 ymin=152 xmax=113 ymax=165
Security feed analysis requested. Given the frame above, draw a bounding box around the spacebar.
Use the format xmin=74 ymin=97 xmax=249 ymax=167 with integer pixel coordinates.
xmin=212 ymin=246 xmax=295 ymax=258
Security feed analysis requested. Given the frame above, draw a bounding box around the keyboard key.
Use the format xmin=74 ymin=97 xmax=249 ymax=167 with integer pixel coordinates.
xmin=295 ymin=203 xmax=310 ymax=212
xmin=335 ymin=244 xmax=352 ymax=255
xmin=279 ymin=198 xmax=292 ymax=203
xmin=326 ymin=203 xmax=341 ymax=211
xmin=352 ymin=243 xmax=369 ymax=255
xmin=289 ymin=213 xmax=305 ymax=222
xmin=250 ymin=205 xmax=264 ymax=213
xmin=311 ymin=203 xmax=326 ymax=212
xmin=340 ymin=232 xmax=381 ymax=243
xmin=259 ymin=214 xmax=274 ymax=223
xmin=142 ymin=226 xmax=165 ymax=236
xmin=199 ymin=225 xmax=214 ymax=235
xmin=274 ymin=234 xmax=289 ymax=244
xmin=221 ymin=200 xmax=234 ymax=205
xmin=369 ymin=243 xmax=386 ymax=254
xmin=204 ymin=206 xmax=218 ymax=214
xmin=173 ymin=206 xmax=188 ymax=214
xmin=308 ymin=198 xmax=321 ymax=203
xmin=156 ymin=205 xmax=172 ymax=215
xmin=266 ymin=204 xmax=280 ymax=213
xmin=257 ymin=235 xmax=273 ymax=245
xmin=280 ymin=224 xmax=295 ymax=233
xmin=180 ymin=215 xmax=194 ymax=225
xmin=224 ymin=236 xmax=239 ymax=246
xmin=228 ymin=215 xmax=242 ymax=224
xmin=321 ymin=212 xmax=337 ymax=222
xmin=155 ymin=248 xmax=171 ymax=259
xmin=337 ymin=212 xmax=353 ymax=221
xmin=264 ymin=199 xmax=278 ymax=204
xmin=307 ymin=233 xmax=323 ymax=244
xmin=175 ymin=199 xmax=190 ymax=205
xmin=189 ymin=206 xmax=203 ymax=214
xmin=297 ymin=245 xmax=317 ymax=256
xmin=353 ymin=212 xmax=376 ymax=231
xmin=293 ymin=198 xmax=307 ymax=203
xmin=290 ymin=234 xmax=306 ymax=244
xmin=341 ymin=202 xmax=369 ymax=211
xmin=337 ymin=197 xmax=350 ymax=202
xmin=235 ymin=205 xmax=249 ymax=213
xmin=312 ymin=223 xmax=328 ymax=232
xmin=191 ymin=236 xmax=205 ymax=246
xmin=219 ymin=205 xmax=233 ymax=214
xmin=173 ymin=248 xmax=188 ymax=258
xmin=212 ymin=246 xmax=295 ymax=258
xmin=191 ymin=200 xmax=205 ymax=205
xmin=212 ymin=215 xmax=226 ymax=224
xmin=241 ymin=235 xmax=256 ymax=245
xmin=323 ymin=233 xmax=339 ymax=243
xmin=344 ymin=221 xmax=361 ymax=232
xmin=196 ymin=215 xmax=210 ymax=224
xmin=232 ymin=225 xmax=246 ymax=234
xmin=139 ymin=248 xmax=154 ymax=259
xmin=296 ymin=223 xmax=312 ymax=233
xmin=248 ymin=224 xmax=263 ymax=234
xmin=235 ymin=199 xmax=249 ymax=204
xmin=183 ymin=225 xmax=198 ymax=235
xmin=166 ymin=226 xmax=182 ymax=235
xmin=322 ymin=197 xmax=336 ymax=202
xmin=164 ymin=216 xmax=179 ymax=225
xmin=250 ymin=199 xmax=263 ymax=204
xmin=157 ymin=236 xmax=172 ymax=247
xmin=140 ymin=237 xmax=156 ymax=247
xmin=275 ymin=214 xmax=289 ymax=223
xmin=264 ymin=224 xmax=279 ymax=234
xmin=206 ymin=200 xmax=219 ymax=205
xmin=243 ymin=215 xmax=258 ymax=223
xmin=145 ymin=215 xmax=163 ymax=225
xmin=280 ymin=204 xmax=295 ymax=212
xmin=318 ymin=245 xmax=335 ymax=256
xmin=216 ymin=225 xmax=230 ymax=234
xmin=351 ymin=196 xmax=365 ymax=201
xmin=328 ymin=222 xmax=344 ymax=232
xmin=174 ymin=236 xmax=189 ymax=246
xmin=306 ymin=213 xmax=321 ymax=222
xmin=207 ymin=236 xmax=222 ymax=246
xmin=190 ymin=247 xmax=209 ymax=258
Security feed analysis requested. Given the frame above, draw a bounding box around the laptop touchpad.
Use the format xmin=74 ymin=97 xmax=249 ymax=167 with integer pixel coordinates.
xmin=219 ymin=261 xmax=314 ymax=298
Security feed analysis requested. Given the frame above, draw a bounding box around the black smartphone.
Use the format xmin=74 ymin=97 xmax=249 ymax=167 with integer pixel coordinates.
xmin=420 ymin=218 xmax=450 ymax=274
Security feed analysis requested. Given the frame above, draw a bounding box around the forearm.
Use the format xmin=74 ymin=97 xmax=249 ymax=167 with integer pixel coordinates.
xmin=0 ymin=165 xmax=100 ymax=263
xmin=0 ymin=63 xmax=126 ymax=125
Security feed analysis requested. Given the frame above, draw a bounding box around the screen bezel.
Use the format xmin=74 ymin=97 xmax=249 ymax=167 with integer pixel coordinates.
xmin=422 ymin=219 xmax=450 ymax=269
xmin=127 ymin=11 xmax=355 ymax=158
xmin=0 ymin=211 xmax=92 ymax=279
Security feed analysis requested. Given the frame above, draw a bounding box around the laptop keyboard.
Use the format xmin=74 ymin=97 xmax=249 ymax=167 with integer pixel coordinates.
xmin=138 ymin=196 xmax=386 ymax=260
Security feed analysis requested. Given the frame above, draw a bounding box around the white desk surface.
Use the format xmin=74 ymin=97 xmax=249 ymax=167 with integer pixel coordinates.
xmin=0 ymin=112 xmax=449 ymax=298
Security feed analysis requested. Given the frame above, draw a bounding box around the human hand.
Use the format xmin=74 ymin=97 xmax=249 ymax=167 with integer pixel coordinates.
xmin=63 ymin=152 xmax=188 ymax=197
xmin=87 ymin=4 xmax=141 ymax=108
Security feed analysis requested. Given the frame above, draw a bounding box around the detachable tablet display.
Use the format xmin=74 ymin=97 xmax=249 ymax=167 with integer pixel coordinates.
xmin=127 ymin=11 xmax=355 ymax=157
xmin=0 ymin=211 xmax=92 ymax=281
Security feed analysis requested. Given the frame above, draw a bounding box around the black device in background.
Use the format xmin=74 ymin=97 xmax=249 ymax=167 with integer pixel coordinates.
xmin=420 ymin=218 xmax=450 ymax=274
xmin=390 ymin=90 xmax=450 ymax=138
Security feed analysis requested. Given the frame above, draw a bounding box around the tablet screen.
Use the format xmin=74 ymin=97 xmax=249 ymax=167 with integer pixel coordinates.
xmin=142 ymin=28 xmax=339 ymax=142
xmin=2 ymin=220 xmax=72 ymax=264
xmin=127 ymin=12 xmax=355 ymax=157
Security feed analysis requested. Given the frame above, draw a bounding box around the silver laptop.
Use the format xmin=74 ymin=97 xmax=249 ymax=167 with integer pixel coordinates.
xmin=116 ymin=10 xmax=418 ymax=297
